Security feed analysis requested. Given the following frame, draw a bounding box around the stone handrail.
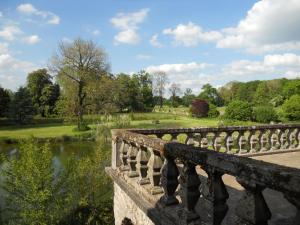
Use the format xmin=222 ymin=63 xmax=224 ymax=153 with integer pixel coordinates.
xmin=111 ymin=127 xmax=300 ymax=225
xmin=131 ymin=124 xmax=300 ymax=155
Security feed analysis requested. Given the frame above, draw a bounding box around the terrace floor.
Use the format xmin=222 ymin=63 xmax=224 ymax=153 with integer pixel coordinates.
xmin=197 ymin=150 xmax=300 ymax=224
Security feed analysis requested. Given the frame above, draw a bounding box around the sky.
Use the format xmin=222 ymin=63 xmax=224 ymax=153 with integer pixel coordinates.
xmin=0 ymin=0 xmax=300 ymax=94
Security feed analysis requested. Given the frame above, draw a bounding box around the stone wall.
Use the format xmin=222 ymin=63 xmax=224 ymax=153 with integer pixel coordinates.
xmin=113 ymin=183 xmax=155 ymax=225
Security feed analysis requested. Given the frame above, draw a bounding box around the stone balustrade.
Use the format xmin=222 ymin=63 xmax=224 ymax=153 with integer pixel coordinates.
xmin=131 ymin=124 xmax=300 ymax=155
xmin=107 ymin=124 xmax=300 ymax=225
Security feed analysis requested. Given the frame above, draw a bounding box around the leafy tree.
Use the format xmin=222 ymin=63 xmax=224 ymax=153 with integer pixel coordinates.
xmin=182 ymin=88 xmax=195 ymax=106
xmin=253 ymin=106 xmax=278 ymax=123
xmin=27 ymin=69 xmax=59 ymax=117
xmin=282 ymin=94 xmax=300 ymax=120
xmin=282 ymin=79 xmax=300 ymax=99
xmin=190 ymin=99 xmax=209 ymax=117
xmin=208 ymin=103 xmax=220 ymax=118
xmin=135 ymin=70 xmax=154 ymax=110
xmin=235 ymin=80 xmax=260 ymax=102
xmin=218 ymin=81 xmax=241 ymax=105
xmin=152 ymin=71 xmax=168 ymax=108
xmin=169 ymin=83 xmax=181 ymax=107
xmin=224 ymin=100 xmax=252 ymax=121
xmin=1 ymin=139 xmax=70 ymax=225
xmin=52 ymin=38 xmax=110 ymax=130
xmin=198 ymin=83 xmax=223 ymax=106
xmin=0 ymin=86 xmax=11 ymax=117
xmin=9 ymin=87 xmax=35 ymax=124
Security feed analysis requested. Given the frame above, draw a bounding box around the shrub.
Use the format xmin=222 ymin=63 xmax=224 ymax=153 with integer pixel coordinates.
xmin=253 ymin=106 xmax=278 ymax=123
xmin=282 ymin=94 xmax=300 ymax=120
xmin=224 ymin=100 xmax=252 ymax=121
xmin=190 ymin=99 xmax=209 ymax=117
xmin=208 ymin=104 xmax=220 ymax=118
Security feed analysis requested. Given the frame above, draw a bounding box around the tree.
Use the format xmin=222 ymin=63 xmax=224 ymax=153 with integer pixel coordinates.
xmin=0 ymin=86 xmax=11 ymax=117
xmin=51 ymin=38 xmax=110 ymax=130
xmin=190 ymin=99 xmax=209 ymax=117
xmin=135 ymin=70 xmax=154 ymax=110
xmin=224 ymin=100 xmax=252 ymax=121
xmin=282 ymin=94 xmax=300 ymax=120
xmin=152 ymin=71 xmax=168 ymax=108
xmin=2 ymin=139 xmax=70 ymax=224
xmin=282 ymin=79 xmax=300 ymax=99
xmin=182 ymin=88 xmax=195 ymax=106
xmin=169 ymin=83 xmax=181 ymax=107
xmin=39 ymin=83 xmax=60 ymax=116
xmin=253 ymin=106 xmax=278 ymax=123
xmin=198 ymin=83 xmax=223 ymax=106
xmin=9 ymin=87 xmax=35 ymax=124
xmin=27 ymin=69 xmax=53 ymax=116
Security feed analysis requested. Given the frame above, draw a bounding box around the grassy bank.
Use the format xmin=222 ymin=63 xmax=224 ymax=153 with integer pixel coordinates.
xmin=0 ymin=112 xmax=258 ymax=142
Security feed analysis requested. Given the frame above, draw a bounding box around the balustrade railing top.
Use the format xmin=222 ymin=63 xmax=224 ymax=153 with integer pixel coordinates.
xmin=108 ymin=124 xmax=300 ymax=225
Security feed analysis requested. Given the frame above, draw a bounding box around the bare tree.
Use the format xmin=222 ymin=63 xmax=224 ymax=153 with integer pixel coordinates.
xmin=51 ymin=38 xmax=109 ymax=130
xmin=152 ymin=71 xmax=168 ymax=108
xmin=169 ymin=83 xmax=181 ymax=107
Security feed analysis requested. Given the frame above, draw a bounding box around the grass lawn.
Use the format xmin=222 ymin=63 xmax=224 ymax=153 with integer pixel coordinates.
xmin=0 ymin=112 xmax=257 ymax=141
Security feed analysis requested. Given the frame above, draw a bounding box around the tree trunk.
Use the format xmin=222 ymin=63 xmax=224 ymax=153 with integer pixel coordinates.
xmin=78 ymin=81 xmax=85 ymax=130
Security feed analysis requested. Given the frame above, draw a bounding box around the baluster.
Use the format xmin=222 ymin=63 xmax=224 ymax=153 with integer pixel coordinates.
xmin=136 ymin=145 xmax=150 ymax=185
xmin=156 ymin=133 xmax=164 ymax=139
xmin=279 ymin=130 xmax=288 ymax=149
xmin=235 ymin=178 xmax=271 ymax=225
xmin=193 ymin=133 xmax=201 ymax=147
xmin=111 ymin=136 xmax=122 ymax=169
xmin=186 ymin=133 xmax=195 ymax=146
xmin=238 ymin=132 xmax=248 ymax=154
xmin=120 ymin=141 xmax=129 ymax=171
xmin=202 ymin=166 xmax=229 ymax=225
xmin=180 ymin=162 xmax=201 ymax=223
xmin=226 ymin=132 xmax=234 ymax=154
xmin=147 ymin=148 xmax=163 ymax=194
xmin=284 ymin=194 xmax=300 ymax=225
xmin=127 ymin=143 xmax=139 ymax=177
xmin=289 ymin=129 xmax=297 ymax=149
xmin=201 ymin=133 xmax=209 ymax=148
xmin=160 ymin=156 xmax=179 ymax=206
xmin=250 ymin=131 xmax=259 ymax=153
xmin=285 ymin=129 xmax=291 ymax=149
xmin=260 ymin=130 xmax=268 ymax=152
xmin=298 ymin=129 xmax=300 ymax=148
xmin=213 ymin=133 xmax=222 ymax=152
xmin=271 ymin=132 xmax=279 ymax=150
xmin=171 ymin=133 xmax=178 ymax=142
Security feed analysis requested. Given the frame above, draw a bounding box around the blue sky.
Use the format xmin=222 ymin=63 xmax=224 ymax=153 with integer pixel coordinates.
xmin=1 ymin=0 xmax=300 ymax=93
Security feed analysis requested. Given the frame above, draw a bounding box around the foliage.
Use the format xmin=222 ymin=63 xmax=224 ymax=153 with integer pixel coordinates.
xmin=198 ymin=83 xmax=223 ymax=106
xmin=152 ymin=71 xmax=168 ymax=108
xmin=112 ymin=114 xmax=131 ymax=128
xmin=282 ymin=79 xmax=300 ymax=98
xmin=224 ymin=100 xmax=252 ymax=121
xmin=282 ymin=94 xmax=300 ymax=120
xmin=9 ymin=87 xmax=35 ymax=124
xmin=190 ymin=99 xmax=209 ymax=117
xmin=208 ymin=103 xmax=220 ymax=118
xmin=52 ymin=38 xmax=110 ymax=130
xmin=1 ymin=138 xmax=70 ymax=225
xmin=182 ymin=88 xmax=196 ymax=107
xmin=169 ymin=83 xmax=181 ymax=107
xmin=0 ymin=86 xmax=11 ymax=117
xmin=253 ymin=106 xmax=278 ymax=123
xmin=27 ymin=69 xmax=59 ymax=117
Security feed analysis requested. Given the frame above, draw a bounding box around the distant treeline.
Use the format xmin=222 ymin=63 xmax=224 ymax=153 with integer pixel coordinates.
xmin=1 ymin=69 xmax=300 ymax=124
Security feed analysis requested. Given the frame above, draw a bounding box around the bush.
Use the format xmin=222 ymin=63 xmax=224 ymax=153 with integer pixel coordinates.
xmin=190 ymin=99 xmax=209 ymax=117
xmin=208 ymin=104 xmax=220 ymax=118
xmin=282 ymin=94 xmax=300 ymax=120
xmin=224 ymin=100 xmax=252 ymax=121
xmin=253 ymin=106 xmax=278 ymax=123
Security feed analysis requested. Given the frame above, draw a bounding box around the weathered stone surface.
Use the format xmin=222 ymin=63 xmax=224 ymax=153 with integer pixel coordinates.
xmin=114 ymin=183 xmax=155 ymax=225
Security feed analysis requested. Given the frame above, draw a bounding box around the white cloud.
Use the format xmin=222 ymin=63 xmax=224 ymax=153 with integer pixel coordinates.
xmin=0 ymin=25 xmax=22 ymax=41
xmin=17 ymin=3 xmax=60 ymax=25
xmin=92 ymin=29 xmax=100 ymax=36
xmin=111 ymin=8 xmax=149 ymax=45
xmin=217 ymin=0 xmax=300 ymax=53
xmin=263 ymin=53 xmax=300 ymax=67
xmin=137 ymin=54 xmax=151 ymax=60
xmin=0 ymin=42 xmax=9 ymax=54
xmin=22 ymin=35 xmax=41 ymax=44
xmin=146 ymin=62 xmax=210 ymax=74
xmin=114 ymin=29 xmax=140 ymax=45
xmin=163 ymin=22 xmax=222 ymax=47
xmin=0 ymin=52 xmax=37 ymax=90
xmin=150 ymin=34 xmax=163 ymax=47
